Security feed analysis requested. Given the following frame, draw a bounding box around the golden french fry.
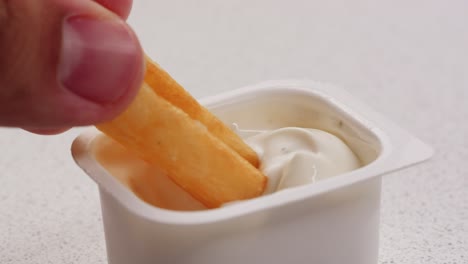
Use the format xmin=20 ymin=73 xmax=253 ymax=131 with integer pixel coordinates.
xmin=144 ymin=56 xmax=259 ymax=168
xmin=97 ymin=84 xmax=267 ymax=208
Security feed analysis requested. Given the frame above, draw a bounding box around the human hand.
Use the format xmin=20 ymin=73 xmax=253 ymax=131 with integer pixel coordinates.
xmin=0 ymin=0 xmax=144 ymax=134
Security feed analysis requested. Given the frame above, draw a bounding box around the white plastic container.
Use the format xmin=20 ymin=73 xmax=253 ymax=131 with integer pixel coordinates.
xmin=72 ymin=80 xmax=433 ymax=264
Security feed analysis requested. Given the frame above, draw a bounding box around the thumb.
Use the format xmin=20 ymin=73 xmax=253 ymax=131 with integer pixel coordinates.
xmin=0 ymin=0 xmax=144 ymax=128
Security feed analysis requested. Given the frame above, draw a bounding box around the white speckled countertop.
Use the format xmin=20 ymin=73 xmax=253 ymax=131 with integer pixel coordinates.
xmin=1 ymin=1 xmax=467 ymax=263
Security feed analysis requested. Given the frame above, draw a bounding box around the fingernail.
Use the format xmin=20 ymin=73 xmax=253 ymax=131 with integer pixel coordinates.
xmin=59 ymin=15 xmax=143 ymax=103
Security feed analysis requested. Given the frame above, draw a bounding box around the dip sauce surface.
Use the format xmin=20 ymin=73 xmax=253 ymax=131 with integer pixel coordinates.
xmin=94 ymin=127 xmax=361 ymax=210
xmin=244 ymin=127 xmax=361 ymax=194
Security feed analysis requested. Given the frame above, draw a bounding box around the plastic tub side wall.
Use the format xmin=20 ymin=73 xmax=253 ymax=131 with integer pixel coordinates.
xmin=101 ymin=177 xmax=381 ymax=264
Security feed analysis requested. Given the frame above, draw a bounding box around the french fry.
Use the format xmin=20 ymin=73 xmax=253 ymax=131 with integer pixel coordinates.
xmin=144 ymin=56 xmax=259 ymax=168
xmin=97 ymin=84 xmax=267 ymax=208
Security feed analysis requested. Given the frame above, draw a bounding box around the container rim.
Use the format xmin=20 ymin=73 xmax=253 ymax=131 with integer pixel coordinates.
xmin=72 ymin=80 xmax=432 ymax=225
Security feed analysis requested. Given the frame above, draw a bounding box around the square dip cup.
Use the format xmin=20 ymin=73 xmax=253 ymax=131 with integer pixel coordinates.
xmin=72 ymin=80 xmax=433 ymax=264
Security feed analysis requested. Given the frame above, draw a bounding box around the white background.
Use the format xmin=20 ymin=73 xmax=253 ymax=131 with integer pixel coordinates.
xmin=1 ymin=0 xmax=467 ymax=263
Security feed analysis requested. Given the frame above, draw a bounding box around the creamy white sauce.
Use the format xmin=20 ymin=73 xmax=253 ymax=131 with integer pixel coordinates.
xmin=241 ymin=127 xmax=361 ymax=194
xmin=97 ymin=125 xmax=363 ymax=210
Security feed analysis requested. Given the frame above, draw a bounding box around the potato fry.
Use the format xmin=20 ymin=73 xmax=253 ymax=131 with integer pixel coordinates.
xmin=97 ymin=84 xmax=267 ymax=208
xmin=144 ymin=56 xmax=259 ymax=168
